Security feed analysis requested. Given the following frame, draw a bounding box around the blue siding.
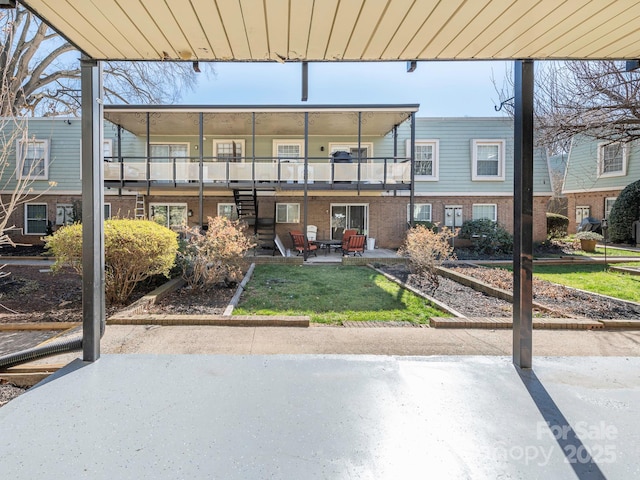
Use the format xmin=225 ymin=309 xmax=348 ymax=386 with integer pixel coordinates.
xmin=563 ymin=136 xmax=640 ymax=193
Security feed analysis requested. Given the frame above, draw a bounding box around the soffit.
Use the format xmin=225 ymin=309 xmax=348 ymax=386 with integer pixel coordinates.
xmin=103 ymin=105 xmax=417 ymax=136
xmin=21 ymin=0 xmax=640 ymax=62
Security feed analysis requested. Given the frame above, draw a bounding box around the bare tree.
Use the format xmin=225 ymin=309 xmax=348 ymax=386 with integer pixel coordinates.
xmin=1 ymin=7 xmax=202 ymax=116
xmin=494 ymin=61 xmax=640 ymax=153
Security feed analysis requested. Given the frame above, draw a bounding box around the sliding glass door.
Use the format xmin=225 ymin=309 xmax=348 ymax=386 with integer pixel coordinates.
xmin=330 ymin=204 xmax=368 ymax=239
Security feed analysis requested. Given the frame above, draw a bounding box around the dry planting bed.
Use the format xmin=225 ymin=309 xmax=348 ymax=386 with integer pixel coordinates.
xmin=382 ymin=263 xmax=640 ymax=320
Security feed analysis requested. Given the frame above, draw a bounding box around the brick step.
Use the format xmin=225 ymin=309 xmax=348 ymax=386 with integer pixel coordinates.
xmin=430 ymin=317 xmax=605 ymax=330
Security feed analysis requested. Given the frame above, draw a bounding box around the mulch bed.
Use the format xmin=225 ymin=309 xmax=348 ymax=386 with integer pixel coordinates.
xmin=145 ymin=285 xmax=236 ymax=315
xmin=380 ymin=264 xmax=640 ymax=320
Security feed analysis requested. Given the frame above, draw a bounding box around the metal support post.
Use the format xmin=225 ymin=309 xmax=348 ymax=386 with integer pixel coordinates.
xmin=303 ymin=112 xmax=309 ymax=260
xmin=409 ymin=113 xmax=416 ymax=227
xmin=513 ymin=59 xmax=534 ymax=369
xmin=199 ymin=112 xmax=204 ymax=228
xmin=80 ymin=56 xmax=104 ymax=362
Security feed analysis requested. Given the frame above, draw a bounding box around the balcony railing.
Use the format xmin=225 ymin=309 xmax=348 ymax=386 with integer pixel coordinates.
xmin=104 ymin=156 xmax=412 ymax=188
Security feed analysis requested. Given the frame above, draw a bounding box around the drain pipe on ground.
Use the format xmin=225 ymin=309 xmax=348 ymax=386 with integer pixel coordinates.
xmin=0 ymin=321 xmax=105 ymax=370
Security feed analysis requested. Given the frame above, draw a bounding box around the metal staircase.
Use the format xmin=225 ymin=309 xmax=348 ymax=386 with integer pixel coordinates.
xmin=233 ymin=189 xmax=277 ymax=255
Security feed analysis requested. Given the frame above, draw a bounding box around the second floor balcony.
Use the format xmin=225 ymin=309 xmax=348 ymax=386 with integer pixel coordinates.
xmin=104 ymin=155 xmax=412 ymax=190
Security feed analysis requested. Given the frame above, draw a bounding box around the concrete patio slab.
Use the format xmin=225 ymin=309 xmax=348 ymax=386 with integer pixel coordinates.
xmin=0 ymin=355 xmax=638 ymax=479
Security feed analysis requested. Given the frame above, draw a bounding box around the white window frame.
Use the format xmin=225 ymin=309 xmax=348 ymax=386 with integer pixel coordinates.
xmin=149 ymin=203 xmax=188 ymax=229
xmin=273 ymin=140 xmax=305 ymax=163
xmin=328 ymin=142 xmax=374 ymax=161
xmin=213 ymin=139 xmax=245 ymax=162
xmin=17 ymin=138 xmax=49 ymax=180
xmin=472 ymin=204 xmax=497 ymax=222
xmin=148 ymin=142 xmax=190 ymax=159
xmin=604 ymin=197 xmax=617 ymax=219
xmin=103 ymin=139 xmax=113 ymax=160
xmin=597 ymin=142 xmax=628 ymax=178
xmin=217 ymin=203 xmax=239 ymax=220
xmin=276 ymin=203 xmax=300 ymax=223
xmin=472 ymin=139 xmax=505 ymax=181
xmin=407 ymin=140 xmax=438 ymax=180
xmin=25 ymin=203 xmax=48 ymax=235
xmin=407 ymin=203 xmax=432 ymax=223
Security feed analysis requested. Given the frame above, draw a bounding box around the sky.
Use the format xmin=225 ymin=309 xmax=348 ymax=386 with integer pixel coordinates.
xmin=180 ymin=61 xmax=512 ymax=118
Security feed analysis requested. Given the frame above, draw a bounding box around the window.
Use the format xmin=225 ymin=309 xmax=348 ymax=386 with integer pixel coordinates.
xmin=472 ymin=140 xmax=505 ymax=181
xmin=604 ymin=197 xmax=617 ymax=219
xmin=276 ymin=203 xmax=300 ymax=223
xmin=217 ymin=203 xmax=239 ymax=220
xmin=213 ymin=140 xmax=244 ymax=162
xmin=150 ymin=203 xmax=188 ymax=229
xmin=328 ymin=143 xmax=373 ymax=160
xmin=56 ymin=204 xmax=74 ymax=226
xmin=598 ymin=143 xmax=627 ymax=177
xmin=472 ymin=204 xmax=497 ymax=222
xmin=17 ymin=139 xmax=49 ymax=180
xmin=407 ymin=204 xmax=432 ymax=222
xmin=104 ymin=203 xmax=112 ymax=220
xmin=330 ymin=204 xmax=368 ymax=237
xmin=273 ymin=140 xmax=304 ymax=162
xmin=25 ymin=204 xmax=48 ymax=235
xmin=103 ymin=139 xmax=113 ymax=161
xmin=150 ymin=144 xmax=189 ymax=160
xmin=408 ymin=140 xmax=438 ymax=179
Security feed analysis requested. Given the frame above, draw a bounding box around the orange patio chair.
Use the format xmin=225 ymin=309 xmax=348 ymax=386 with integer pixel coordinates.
xmin=290 ymin=232 xmax=318 ymax=257
xmin=343 ymin=234 xmax=366 ymax=256
xmin=340 ymin=229 xmax=358 ymax=252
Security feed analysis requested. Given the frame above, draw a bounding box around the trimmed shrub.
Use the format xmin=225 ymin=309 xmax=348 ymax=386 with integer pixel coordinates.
xmin=458 ymin=218 xmax=513 ymax=255
xmin=179 ymin=216 xmax=255 ymax=291
xmin=609 ymin=180 xmax=640 ymax=243
xmin=45 ymin=219 xmax=178 ymax=304
xmin=546 ymin=212 xmax=569 ymax=239
xmin=398 ymin=225 xmax=455 ymax=292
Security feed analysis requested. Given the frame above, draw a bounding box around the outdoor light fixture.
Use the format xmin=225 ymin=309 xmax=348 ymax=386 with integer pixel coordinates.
xmin=188 ymin=209 xmax=193 ymax=217
xmin=192 ymin=61 xmax=201 ymax=73
xmin=406 ymin=61 xmax=417 ymax=73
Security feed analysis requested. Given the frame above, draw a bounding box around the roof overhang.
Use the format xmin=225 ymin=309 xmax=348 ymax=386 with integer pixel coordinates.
xmin=20 ymin=0 xmax=640 ymax=62
xmin=104 ymin=104 xmax=418 ymax=137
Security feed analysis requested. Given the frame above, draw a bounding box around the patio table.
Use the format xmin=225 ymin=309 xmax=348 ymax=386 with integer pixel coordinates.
xmin=315 ymin=239 xmax=342 ymax=255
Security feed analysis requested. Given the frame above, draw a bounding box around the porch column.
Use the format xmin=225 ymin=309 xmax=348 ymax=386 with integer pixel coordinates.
xmin=303 ymin=112 xmax=309 ymax=260
xmin=80 ymin=56 xmax=104 ymax=362
xmin=409 ymin=113 xmax=416 ymax=228
xmin=199 ymin=112 xmax=204 ymax=228
xmin=146 ymin=113 xmax=150 ymax=196
xmin=357 ymin=112 xmax=362 ymax=196
xmin=513 ymin=59 xmax=534 ymax=369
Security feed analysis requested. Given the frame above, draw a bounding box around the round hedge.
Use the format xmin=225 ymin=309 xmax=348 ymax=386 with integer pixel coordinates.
xmin=608 ymin=179 xmax=640 ymax=243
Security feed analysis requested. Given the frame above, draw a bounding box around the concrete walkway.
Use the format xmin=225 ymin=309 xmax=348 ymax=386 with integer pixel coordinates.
xmin=21 ymin=325 xmax=640 ymax=367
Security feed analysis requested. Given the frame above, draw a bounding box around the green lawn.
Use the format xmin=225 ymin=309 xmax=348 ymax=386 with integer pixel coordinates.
xmin=531 ymin=264 xmax=640 ymax=302
xmin=234 ymin=265 xmax=442 ymax=324
xmin=568 ymin=247 xmax=640 ymax=257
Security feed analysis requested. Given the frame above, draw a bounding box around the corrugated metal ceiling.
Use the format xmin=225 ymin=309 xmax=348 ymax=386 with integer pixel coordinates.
xmin=21 ymin=0 xmax=640 ymax=62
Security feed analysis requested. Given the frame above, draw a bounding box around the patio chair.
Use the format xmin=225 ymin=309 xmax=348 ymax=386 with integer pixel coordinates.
xmin=340 ymin=229 xmax=358 ymax=252
xmin=290 ymin=232 xmax=318 ymax=257
xmin=306 ymin=225 xmax=318 ymax=241
xmin=343 ymin=234 xmax=366 ymax=256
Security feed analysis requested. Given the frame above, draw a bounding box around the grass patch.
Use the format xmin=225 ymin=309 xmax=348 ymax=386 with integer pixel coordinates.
xmin=568 ymin=247 xmax=640 ymax=257
xmin=234 ymin=264 xmax=442 ymax=324
xmin=531 ymin=264 xmax=640 ymax=302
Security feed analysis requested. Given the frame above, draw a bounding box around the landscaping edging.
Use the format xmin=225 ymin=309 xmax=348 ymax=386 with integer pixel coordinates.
xmin=223 ymin=263 xmax=255 ymax=316
xmin=368 ymin=264 xmax=465 ymax=318
xmin=437 ymin=266 xmax=557 ymax=314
